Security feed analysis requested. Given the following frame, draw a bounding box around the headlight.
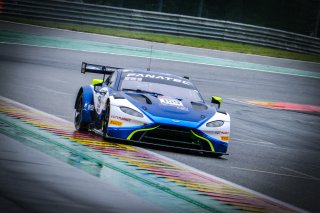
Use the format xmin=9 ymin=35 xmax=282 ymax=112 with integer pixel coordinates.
xmin=120 ymin=106 xmax=143 ymax=118
xmin=206 ymin=120 xmax=224 ymax=127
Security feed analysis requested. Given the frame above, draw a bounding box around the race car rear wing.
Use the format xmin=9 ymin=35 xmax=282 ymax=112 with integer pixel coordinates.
xmin=81 ymin=62 xmax=121 ymax=75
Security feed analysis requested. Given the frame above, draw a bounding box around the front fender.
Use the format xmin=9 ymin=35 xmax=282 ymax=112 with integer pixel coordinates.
xmin=75 ymin=86 xmax=94 ymax=123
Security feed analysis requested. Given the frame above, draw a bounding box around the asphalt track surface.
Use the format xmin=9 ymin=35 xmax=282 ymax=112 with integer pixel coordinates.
xmin=1 ymin=21 xmax=320 ymax=212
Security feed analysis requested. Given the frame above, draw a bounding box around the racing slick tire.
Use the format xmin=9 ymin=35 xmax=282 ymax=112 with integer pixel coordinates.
xmin=74 ymin=93 xmax=88 ymax=131
xmin=102 ymin=100 xmax=110 ymax=140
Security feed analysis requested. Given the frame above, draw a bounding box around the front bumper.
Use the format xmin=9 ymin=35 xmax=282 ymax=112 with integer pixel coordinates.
xmin=107 ymin=124 xmax=228 ymax=154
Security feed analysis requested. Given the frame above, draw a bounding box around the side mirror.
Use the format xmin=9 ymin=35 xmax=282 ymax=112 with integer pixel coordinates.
xmin=211 ymin=96 xmax=222 ymax=108
xmin=92 ymin=79 xmax=103 ymax=92
xmin=92 ymin=79 xmax=103 ymax=86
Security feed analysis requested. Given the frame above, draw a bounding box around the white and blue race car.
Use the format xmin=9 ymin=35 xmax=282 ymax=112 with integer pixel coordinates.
xmin=74 ymin=62 xmax=230 ymax=156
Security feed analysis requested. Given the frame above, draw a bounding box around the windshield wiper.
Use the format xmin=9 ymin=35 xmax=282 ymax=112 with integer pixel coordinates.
xmin=122 ymin=88 xmax=163 ymax=96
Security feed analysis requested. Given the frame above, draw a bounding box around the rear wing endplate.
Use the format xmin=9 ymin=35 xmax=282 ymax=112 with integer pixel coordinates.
xmin=81 ymin=62 xmax=121 ymax=74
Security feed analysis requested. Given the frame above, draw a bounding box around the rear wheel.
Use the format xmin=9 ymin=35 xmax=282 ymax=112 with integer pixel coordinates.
xmin=102 ymin=101 xmax=110 ymax=140
xmin=74 ymin=93 xmax=88 ymax=131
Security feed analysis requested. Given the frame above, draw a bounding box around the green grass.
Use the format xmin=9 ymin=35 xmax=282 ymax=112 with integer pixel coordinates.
xmin=2 ymin=16 xmax=320 ymax=63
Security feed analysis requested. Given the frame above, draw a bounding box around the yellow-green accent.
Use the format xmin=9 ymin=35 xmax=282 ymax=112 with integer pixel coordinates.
xmin=191 ymin=130 xmax=215 ymax=152
xmin=212 ymin=96 xmax=222 ymax=106
xmin=92 ymin=79 xmax=103 ymax=86
xmin=127 ymin=125 xmax=160 ymax=140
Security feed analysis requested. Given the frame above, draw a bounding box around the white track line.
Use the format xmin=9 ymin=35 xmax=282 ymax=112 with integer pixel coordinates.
xmin=232 ymin=138 xmax=275 ymax=145
xmin=230 ymin=166 xmax=319 ymax=181
xmin=281 ymin=167 xmax=320 ymax=181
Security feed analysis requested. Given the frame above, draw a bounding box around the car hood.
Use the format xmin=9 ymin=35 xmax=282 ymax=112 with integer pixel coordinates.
xmin=122 ymin=92 xmax=216 ymax=125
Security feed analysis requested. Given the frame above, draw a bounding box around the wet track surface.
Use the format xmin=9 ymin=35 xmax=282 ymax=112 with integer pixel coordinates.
xmin=0 ymin=21 xmax=320 ymax=212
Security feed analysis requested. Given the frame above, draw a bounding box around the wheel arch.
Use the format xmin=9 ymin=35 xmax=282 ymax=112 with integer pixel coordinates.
xmin=75 ymin=88 xmax=84 ymax=109
xmin=75 ymin=86 xmax=94 ymax=123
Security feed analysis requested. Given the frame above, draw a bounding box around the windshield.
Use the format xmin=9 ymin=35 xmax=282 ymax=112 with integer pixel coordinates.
xmin=120 ymin=72 xmax=203 ymax=102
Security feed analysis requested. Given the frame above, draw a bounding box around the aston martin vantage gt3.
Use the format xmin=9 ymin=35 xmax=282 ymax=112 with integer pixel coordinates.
xmin=74 ymin=62 xmax=230 ymax=156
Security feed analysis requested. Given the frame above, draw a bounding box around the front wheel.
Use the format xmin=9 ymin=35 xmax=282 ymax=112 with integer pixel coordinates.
xmin=102 ymin=101 xmax=110 ymax=140
xmin=74 ymin=93 xmax=88 ymax=131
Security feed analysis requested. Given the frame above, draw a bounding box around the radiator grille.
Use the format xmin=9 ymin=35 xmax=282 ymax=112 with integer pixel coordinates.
xmin=130 ymin=125 xmax=212 ymax=151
